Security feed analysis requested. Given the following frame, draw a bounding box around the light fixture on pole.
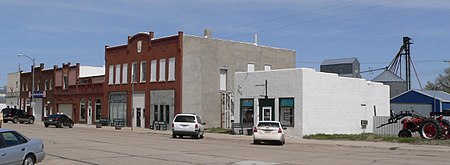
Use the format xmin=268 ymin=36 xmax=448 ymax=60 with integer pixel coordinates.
xmin=17 ymin=54 xmax=35 ymax=117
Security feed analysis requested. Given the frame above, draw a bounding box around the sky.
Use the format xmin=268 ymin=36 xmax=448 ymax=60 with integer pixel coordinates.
xmin=1 ymin=0 xmax=449 ymax=89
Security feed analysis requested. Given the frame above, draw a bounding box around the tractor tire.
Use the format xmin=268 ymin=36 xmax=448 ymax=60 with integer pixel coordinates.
xmin=420 ymin=119 xmax=442 ymax=140
xmin=439 ymin=119 xmax=450 ymax=139
xmin=398 ymin=129 xmax=412 ymax=138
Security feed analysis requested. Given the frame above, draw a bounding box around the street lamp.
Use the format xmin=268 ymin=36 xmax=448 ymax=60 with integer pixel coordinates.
xmin=18 ymin=54 xmax=35 ymax=117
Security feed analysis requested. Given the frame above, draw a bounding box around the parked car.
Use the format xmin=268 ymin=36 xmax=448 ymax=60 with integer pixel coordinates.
xmin=1 ymin=108 xmax=35 ymax=124
xmin=253 ymin=121 xmax=286 ymax=145
xmin=172 ymin=114 xmax=205 ymax=139
xmin=0 ymin=128 xmax=45 ymax=164
xmin=43 ymin=114 xmax=74 ymax=128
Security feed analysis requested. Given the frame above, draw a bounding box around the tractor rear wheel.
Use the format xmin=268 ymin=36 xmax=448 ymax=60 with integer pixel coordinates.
xmin=398 ymin=129 xmax=412 ymax=138
xmin=420 ymin=119 xmax=442 ymax=139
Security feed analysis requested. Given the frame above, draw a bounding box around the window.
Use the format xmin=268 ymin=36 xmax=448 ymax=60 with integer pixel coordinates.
xmin=80 ymin=98 xmax=86 ymax=121
xmin=150 ymin=60 xmax=157 ymax=82
xmin=240 ymin=99 xmax=254 ymax=124
xmin=1 ymin=131 xmax=27 ymax=147
xmin=264 ymin=64 xmax=272 ymax=71
xmin=36 ymin=81 xmax=40 ymax=91
xmin=132 ymin=62 xmax=138 ymax=83
xmin=108 ymin=65 xmax=114 ymax=85
xmin=49 ymin=80 xmax=53 ymax=90
xmin=122 ymin=64 xmax=128 ymax=84
xmin=168 ymin=58 xmax=175 ymax=81
xmin=115 ymin=64 xmax=121 ymax=85
xmin=279 ymin=98 xmax=294 ymax=127
xmin=95 ymin=99 xmax=102 ymax=121
xmin=137 ymin=40 xmax=142 ymax=53
xmin=220 ymin=69 xmax=227 ymax=91
xmin=15 ymin=82 xmax=18 ymax=88
xmin=247 ymin=63 xmax=255 ymax=72
xmin=63 ymin=75 xmax=68 ymax=90
xmin=140 ymin=61 xmax=147 ymax=82
xmin=159 ymin=59 xmax=166 ymax=82
xmin=45 ymin=80 xmax=49 ymax=90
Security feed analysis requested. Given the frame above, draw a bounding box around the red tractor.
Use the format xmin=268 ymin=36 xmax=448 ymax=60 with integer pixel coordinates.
xmin=378 ymin=111 xmax=450 ymax=139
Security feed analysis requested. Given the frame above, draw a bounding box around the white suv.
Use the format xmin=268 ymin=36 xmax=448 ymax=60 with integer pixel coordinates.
xmin=172 ymin=114 xmax=205 ymax=139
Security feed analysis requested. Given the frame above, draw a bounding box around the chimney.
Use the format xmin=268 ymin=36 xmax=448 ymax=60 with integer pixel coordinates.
xmin=204 ymin=29 xmax=212 ymax=39
xmin=39 ymin=63 xmax=44 ymax=70
xmin=149 ymin=31 xmax=154 ymax=40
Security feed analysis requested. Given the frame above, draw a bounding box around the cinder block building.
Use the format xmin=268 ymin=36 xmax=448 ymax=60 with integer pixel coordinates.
xmin=104 ymin=30 xmax=296 ymax=129
xmin=234 ymin=68 xmax=390 ymax=137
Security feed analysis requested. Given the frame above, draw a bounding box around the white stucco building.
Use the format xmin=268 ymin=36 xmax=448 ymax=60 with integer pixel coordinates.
xmin=234 ymin=68 xmax=390 ymax=137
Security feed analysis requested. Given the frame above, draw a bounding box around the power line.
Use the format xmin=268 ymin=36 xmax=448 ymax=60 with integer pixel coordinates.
xmin=222 ymin=0 xmax=406 ymax=39
xmin=214 ymin=0 xmax=359 ymax=34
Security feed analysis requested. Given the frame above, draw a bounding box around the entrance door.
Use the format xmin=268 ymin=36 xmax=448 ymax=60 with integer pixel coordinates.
xmin=262 ymin=107 xmax=272 ymax=121
xmin=136 ymin=108 xmax=141 ymax=127
xmin=87 ymin=106 xmax=92 ymax=125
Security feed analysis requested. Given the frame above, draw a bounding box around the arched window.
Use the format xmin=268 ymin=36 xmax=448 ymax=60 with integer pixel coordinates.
xmin=80 ymin=98 xmax=86 ymax=121
xmin=95 ymin=99 xmax=102 ymax=121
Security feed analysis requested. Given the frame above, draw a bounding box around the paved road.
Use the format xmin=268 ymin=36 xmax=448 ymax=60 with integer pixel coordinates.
xmin=3 ymin=122 xmax=450 ymax=165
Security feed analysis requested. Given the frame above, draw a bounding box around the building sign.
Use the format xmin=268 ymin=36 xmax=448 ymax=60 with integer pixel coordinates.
xmin=28 ymin=91 xmax=46 ymax=98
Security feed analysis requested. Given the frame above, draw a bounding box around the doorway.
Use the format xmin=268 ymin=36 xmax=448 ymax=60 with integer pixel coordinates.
xmin=135 ymin=107 xmax=144 ymax=128
xmin=262 ymin=107 xmax=272 ymax=121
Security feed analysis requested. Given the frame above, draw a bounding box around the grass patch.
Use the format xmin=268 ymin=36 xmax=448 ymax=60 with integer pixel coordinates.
xmin=303 ymin=133 xmax=450 ymax=145
xmin=205 ymin=127 xmax=230 ymax=134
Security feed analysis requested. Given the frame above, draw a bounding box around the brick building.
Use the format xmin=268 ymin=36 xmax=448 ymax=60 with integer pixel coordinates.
xmin=104 ymin=30 xmax=296 ymax=129
xmin=19 ymin=63 xmax=55 ymax=121
xmin=54 ymin=63 xmax=105 ymax=124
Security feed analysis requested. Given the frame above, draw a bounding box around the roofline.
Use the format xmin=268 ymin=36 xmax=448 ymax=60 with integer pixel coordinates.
xmin=391 ymin=89 xmax=450 ymax=102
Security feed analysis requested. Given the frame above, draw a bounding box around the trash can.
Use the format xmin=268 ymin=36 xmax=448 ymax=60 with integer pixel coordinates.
xmin=247 ymin=129 xmax=253 ymax=135
xmin=96 ymin=122 xmax=102 ymax=128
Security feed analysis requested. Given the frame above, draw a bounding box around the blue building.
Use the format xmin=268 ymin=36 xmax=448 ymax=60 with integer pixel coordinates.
xmin=391 ymin=90 xmax=450 ymax=116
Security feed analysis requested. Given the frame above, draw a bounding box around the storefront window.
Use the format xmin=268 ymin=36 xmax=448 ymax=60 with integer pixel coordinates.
xmin=109 ymin=93 xmax=127 ymax=125
xmin=95 ymin=99 xmax=101 ymax=122
xmin=80 ymin=98 xmax=86 ymax=121
xmin=240 ymin=99 xmax=254 ymax=124
xmin=279 ymin=98 xmax=294 ymax=127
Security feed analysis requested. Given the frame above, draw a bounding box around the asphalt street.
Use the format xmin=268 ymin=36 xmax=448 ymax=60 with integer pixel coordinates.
xmin=3 ymin=122 xmax=450 ymax=165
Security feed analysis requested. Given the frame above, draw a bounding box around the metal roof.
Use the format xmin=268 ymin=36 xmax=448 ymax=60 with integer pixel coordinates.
xmin=416 ymin=90 xmax=450 ymax=102
xmin=372 ymin=70 xmax=405 ymax=82
xmin=321 ymin=57 xmax=358 ymax=66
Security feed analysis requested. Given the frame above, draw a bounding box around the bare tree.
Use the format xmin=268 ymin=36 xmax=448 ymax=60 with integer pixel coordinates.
xmin=425 ymin=67 xmax=450 ymax=93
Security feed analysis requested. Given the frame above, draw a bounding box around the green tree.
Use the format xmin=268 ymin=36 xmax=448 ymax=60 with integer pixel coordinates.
xmin=425 ymin=67 xmax=450 ymax=93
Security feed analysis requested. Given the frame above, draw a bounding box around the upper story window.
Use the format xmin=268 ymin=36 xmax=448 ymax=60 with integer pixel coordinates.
xmin=45 ymin=80 xmax=49 ymax=91
xmin=63 ymin=75 xmax=68 ymax=90
xmin=137 ymin=40 xmax=142 ymax=53
xmin=159 ymin=59 xmax=166 ymax=82
xmin=264 ymin=64 xmax=272 ymax=71
xmin=247 ymin=63 xmax=255 ymax=72
xmin=132 ymin=62 xmax=138 ymax=83
xmin=168 ymin=57 xmax=175 ymax=81
xmin=36 ymin=81 xmax=40 ymax=91
xmin=220 ymin=69 xmax=227 ymax=91
xmin=49 ymin=80 xmax=52 ymax=90
xmin=108 ymin=65 xmax=114 ymax=85
xmin=115 ymin=64 xmax=121 ymax=85
xmin=140 ymin=61 xmax=147 ymax=82
xmin=150 ymin=60 xmax=157 ymax=82
xmin=122 ymin=63 xmax=128 ymax=84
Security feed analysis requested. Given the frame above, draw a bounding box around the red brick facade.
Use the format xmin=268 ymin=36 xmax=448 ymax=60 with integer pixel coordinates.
xmin=53 ymin=63 xmax=105 ymax=124
xmin=104 ymin=31 xmax=183 ymax=128
xmin=19 ymin=63 xmax=55 ymax=121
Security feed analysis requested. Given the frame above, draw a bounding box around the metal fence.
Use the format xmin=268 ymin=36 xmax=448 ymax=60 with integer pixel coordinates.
xmin=373 ymin=116 xmax=450 ymax=136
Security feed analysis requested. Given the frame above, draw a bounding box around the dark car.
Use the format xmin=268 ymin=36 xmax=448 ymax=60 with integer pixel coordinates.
xmin=1 ymin=108 xmax=35 ymax=124
xmin=43 ymin=114 xmax=74 ymax=128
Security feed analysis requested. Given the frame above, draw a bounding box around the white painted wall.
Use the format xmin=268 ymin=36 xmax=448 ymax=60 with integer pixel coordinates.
xmin=235 ymin=68 xmax=390 ymax=137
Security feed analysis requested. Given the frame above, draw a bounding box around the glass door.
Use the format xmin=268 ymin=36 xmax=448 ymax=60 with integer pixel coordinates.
xmin=262 ymin=107 xmax=272 ymax=121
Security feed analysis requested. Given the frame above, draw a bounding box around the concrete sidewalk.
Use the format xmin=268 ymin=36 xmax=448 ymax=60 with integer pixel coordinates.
xmin=74 ymin=123 xmax=450 ymax=152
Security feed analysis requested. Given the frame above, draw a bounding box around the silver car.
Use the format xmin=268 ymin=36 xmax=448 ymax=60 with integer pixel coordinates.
xmin=0 ymin=128 xmax=45 ymax=165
